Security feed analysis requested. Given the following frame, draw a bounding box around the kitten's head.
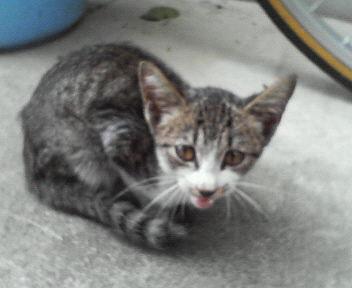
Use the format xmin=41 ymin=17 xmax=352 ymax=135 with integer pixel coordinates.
xmin=139 ymin=62 xmax=296 ymax=209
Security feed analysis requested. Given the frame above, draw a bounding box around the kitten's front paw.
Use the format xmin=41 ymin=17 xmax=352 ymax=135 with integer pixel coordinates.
xmin=146 ymin=218 xmax=187 ymax=249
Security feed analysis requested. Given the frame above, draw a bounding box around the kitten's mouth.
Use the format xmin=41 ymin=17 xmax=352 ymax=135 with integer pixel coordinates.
xmin=190 ymin=195 xmax=214 ymax=209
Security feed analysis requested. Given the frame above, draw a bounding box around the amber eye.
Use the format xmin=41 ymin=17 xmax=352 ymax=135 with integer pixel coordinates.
xmin=223 ymin=150 xmax=245 ymax=167
xmin=175 ymin=145 xmax=196 ymax=162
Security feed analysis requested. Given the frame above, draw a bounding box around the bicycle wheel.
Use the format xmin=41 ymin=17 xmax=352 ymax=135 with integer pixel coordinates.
xmin=259 ymin=0 xmax=352 ymax=91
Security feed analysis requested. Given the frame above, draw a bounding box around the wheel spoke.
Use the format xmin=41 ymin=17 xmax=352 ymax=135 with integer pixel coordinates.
xmin=308 ymin=0 xmax=326 ymax=13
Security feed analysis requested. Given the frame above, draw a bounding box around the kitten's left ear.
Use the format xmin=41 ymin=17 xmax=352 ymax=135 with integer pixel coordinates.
xmin=244 ymin=74 xmax=297 ymax=143
xmin=138 ymin=61 xmax=186 ymax=130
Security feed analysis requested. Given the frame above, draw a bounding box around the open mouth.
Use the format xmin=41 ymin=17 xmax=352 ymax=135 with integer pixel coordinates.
xmin=190 ymin=195 xmax=214 ymax=209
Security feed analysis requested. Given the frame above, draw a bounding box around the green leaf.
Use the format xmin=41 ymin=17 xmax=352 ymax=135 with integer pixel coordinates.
xmin=141 ymin=6 xmax=180 ymax=22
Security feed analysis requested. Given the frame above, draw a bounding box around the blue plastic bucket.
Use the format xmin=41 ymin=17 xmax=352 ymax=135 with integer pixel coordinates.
xmin=0 ymin=0 xmax=86 ymax=49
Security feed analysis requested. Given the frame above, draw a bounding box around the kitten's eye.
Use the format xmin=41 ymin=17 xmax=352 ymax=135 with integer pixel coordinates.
xmin=223 ymin=150 xmax=245 ymax=167
xmin=175 ymin=145 xmax=195 ymax=162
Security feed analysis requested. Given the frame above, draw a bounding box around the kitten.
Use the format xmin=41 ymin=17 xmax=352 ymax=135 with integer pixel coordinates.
xmin=21 ymin=44 xmax=297 ymax=248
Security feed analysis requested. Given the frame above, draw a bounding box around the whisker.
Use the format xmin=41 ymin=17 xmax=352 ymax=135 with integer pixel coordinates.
xmin=237 ymin=181 xmax=276 ymax=193
xmin=143 ymin=184 xmax=179 ymax=212
xmin=233 ymin=188 xmax=268 ymax=220
xmin=229 ymin=190 xmax=249 ymax=217
xmin=169 ymin=189 xmax=183 ymax=220
xmin=127 ymin=175 xmax=176 ymax=191
xmin=225 ymin=192 xmax=232 ymax=223
xmin=1 ymin=211 xmax=63 ymax=240
xmin=162 ymin=188 xmax=180 ymax=210
xmin=113 ymin=176 xmax=176 ymax=201
xmin=132 ymin=179 xmax=176 ymax=195
xmin=229 ymin=191 xmax=256 ymax=221
xmin=125 ymin=174 xmax=176 ymax=187
xmin=155 ymin=188 xmax=180 ymax=218
xmin=180 ymin=193 xmax=187 ymax=219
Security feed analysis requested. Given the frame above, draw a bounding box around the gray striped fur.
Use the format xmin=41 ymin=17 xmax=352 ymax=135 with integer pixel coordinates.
xmin=21 ymin=44 xmax=296 ymax=249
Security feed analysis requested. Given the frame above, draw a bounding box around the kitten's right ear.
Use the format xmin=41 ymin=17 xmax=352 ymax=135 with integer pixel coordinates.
xmin=138 ymin=61 xmax=185 ymax=130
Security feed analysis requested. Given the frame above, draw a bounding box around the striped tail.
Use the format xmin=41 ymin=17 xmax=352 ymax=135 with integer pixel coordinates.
xmin=108 ymin=202 xmax=187 ymax=249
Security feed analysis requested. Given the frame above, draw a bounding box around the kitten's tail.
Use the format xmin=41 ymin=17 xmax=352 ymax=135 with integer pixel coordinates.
xmin=29 ymin=182 xmax=187 ymax=249
xmin=108 ymin=202 xmax=187 ymax=249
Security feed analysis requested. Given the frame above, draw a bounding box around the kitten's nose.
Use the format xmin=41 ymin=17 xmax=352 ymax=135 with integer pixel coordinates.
xmin=199 ymin=190 xmax=216 ymax=198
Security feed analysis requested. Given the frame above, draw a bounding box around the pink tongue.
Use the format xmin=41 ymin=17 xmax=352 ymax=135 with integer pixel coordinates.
xmin=196 ymin=197 xmax=213 ymax=209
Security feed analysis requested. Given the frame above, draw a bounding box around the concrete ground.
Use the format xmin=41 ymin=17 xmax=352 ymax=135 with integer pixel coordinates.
xmin=1 ymin=0 xmax=352 ymax=287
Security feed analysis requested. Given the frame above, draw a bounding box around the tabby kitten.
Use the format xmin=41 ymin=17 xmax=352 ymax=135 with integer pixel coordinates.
xmin=21 ymin=44 xmax=297 ymax=248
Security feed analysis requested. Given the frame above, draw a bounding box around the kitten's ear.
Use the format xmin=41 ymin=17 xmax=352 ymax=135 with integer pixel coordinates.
xmin=138 ymin=61 xmax=185 ymax=129
xmin=244 ymin=74 xmax=297 ymax=143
